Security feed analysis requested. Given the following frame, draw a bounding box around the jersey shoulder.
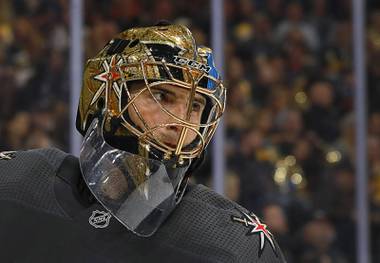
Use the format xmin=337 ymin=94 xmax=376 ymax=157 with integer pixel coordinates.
xmin=159 ymin=184 xmax=286 ymax=263
xmin=0 ymin=148 xmax=70 ymax=217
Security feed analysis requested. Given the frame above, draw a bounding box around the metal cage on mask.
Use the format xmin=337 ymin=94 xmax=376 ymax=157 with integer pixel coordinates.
xmin=112 ymin=54 xmax=226 ymax=163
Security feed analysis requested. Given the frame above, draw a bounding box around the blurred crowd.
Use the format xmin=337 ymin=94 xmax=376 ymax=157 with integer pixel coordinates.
xmin=1 ymin=0 xmax=380 ymax=262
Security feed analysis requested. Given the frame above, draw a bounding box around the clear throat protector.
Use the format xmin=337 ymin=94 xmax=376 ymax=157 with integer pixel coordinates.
xmin=79 ymin=116 xmax=190 ymax=237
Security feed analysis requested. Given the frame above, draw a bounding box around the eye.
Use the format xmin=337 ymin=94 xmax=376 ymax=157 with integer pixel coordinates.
xmin=152 ymin=89 xmax=167 ymax=102
xmin=192 ymin=96 xmax=206 ymax=113
xmin=192 ymin=102 xmax=202 ymax=112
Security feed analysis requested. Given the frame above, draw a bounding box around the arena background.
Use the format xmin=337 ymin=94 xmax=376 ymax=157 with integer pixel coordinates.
xmin=1 ymin=0 xmax=380 ymax=262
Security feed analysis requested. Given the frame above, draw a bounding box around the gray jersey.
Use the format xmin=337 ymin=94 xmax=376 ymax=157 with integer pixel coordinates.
xmin=0 ymin=148 xmax=286 ymax=262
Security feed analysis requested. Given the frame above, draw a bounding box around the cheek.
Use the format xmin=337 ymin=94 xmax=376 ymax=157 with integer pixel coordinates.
xmin=184 ymin=119 xmax=202 ymax=144
xmin=128 ymin=98 xmax=167 ymax=129
xmin=183 ymin=113 xmax=203 ymax=140
xmin=190 ymin=114 xmax=201 ymax=124
xmin=189 ymin=111 xmax=203 ymax=125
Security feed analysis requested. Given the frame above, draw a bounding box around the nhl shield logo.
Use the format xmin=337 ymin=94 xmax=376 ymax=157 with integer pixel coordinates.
xmin=0 ymin=151 xmax=16 ymax=161
xmin=89 ymin=210 xmax=112 ymax=229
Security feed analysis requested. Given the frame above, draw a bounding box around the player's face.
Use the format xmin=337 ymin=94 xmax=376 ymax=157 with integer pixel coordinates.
xmin=127 ymin=83 xmax=206 ymax=148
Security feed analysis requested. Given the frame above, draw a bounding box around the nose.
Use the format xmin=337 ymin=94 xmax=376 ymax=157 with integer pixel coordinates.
xmin=163 ymin=101 xmax=188 ymax=129
xmin=162 ymin=104 xmax=188 ymax=145
xmin=171 ymin=102 xmax=188 ymax=120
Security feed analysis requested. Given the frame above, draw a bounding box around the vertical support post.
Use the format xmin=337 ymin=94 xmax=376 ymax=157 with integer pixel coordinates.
xmin=69 ymin=0 xmax=83 ymax=155
xmin=211 ymin=0 xmax=225 ymax=195
xmin=352 ymin=0 xmax=370 ymax=262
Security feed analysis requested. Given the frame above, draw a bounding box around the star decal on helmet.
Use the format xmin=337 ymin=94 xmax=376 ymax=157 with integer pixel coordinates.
xmin=231 ymin=209 xmax=278 ymax=258
xmin=91 ymin=55 xmax=124 ymax=105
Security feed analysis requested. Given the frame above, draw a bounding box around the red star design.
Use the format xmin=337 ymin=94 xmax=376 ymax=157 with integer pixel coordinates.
xmin=108 ymin=55 xmax=121 ymax=81
xmin=91 ymin=55 xmax=124 ymax=105
xmin=95 ymin=55 xmax=122 ymax=82
xmin=231 ymin=210 xmax=278 ymax=257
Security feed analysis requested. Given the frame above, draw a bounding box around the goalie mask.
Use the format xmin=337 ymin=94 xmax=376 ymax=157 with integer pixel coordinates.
xmin=77 ymin=24 xmax=226 ymax=236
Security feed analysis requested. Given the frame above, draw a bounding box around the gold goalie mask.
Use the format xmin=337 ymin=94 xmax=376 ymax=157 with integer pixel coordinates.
xmin=76 ymin=23 xmax=226 ymax=236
